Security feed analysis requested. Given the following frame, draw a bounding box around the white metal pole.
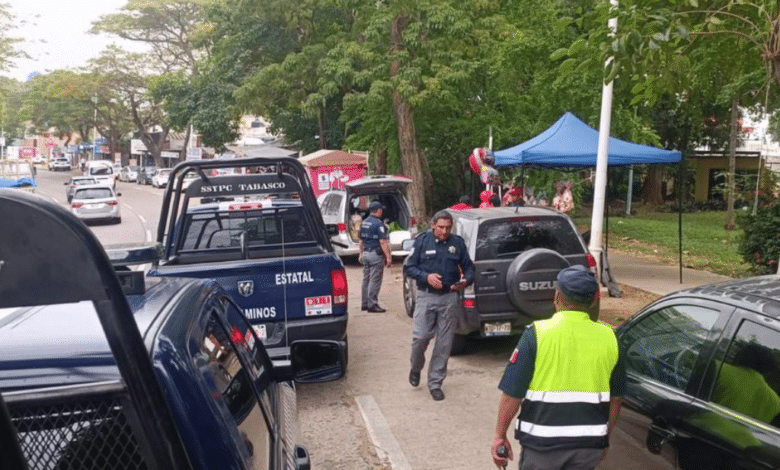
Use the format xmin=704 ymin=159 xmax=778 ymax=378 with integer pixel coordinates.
xmin=588 ymin=0 xmax=619 ymax=280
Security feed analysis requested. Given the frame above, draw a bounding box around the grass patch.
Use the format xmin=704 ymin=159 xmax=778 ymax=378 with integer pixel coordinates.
xmin=571 ymin=209 xmax=753 ymax=278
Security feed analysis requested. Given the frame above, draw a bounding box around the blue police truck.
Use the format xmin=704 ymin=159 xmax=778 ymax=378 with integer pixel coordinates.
xmin=147 ymin=157 xmax=349 ymax=362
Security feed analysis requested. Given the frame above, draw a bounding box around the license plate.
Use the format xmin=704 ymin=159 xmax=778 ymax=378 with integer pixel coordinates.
xmin=252 ymin=324 xmax=267 ymax=341
xmin=483 ymin=322 xmax=511 ymax=337
xmin=86 ymin=203 xmax=102 ymax=209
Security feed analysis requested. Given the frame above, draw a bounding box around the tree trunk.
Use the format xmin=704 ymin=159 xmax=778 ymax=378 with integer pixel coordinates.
xmin=390 ymin=15 xmax=428 ymax=221
xmin=641 ymin=166 xmax=664 ymax=205
xmin=725 ymin=97 xmax=738 ymax=230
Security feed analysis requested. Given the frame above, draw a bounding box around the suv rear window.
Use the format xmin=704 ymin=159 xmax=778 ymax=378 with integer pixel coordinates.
xmin=74 ymin=188 xmax=113 ymax=199
xmin=475 ymin=216 xmax=584 ymax=260
xmin=181 ymin=206 xmax=315 ymax=251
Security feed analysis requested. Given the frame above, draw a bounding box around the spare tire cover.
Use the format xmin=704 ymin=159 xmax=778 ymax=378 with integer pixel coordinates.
xmin=506 ymin=248 xmax=570 ymax=318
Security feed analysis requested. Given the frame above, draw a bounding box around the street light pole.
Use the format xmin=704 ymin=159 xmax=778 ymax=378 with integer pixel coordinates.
xmin=92 ymin=94 xmax=97 ymax=161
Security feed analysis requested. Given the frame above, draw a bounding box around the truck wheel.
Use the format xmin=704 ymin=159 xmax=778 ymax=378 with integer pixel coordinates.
xmin=450 ymin=334 xmax=466 ymax=356
xmin=505 ymin=248 xmax=570 ymax=319
xmin=403 ymin=273 xmax=416 ymax=317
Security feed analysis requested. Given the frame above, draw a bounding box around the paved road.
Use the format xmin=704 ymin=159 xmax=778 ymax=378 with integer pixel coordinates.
xmin=28 ymin=171 xmax=728 ymax=469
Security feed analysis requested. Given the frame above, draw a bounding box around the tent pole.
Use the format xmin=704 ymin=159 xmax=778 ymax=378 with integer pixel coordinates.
xmin=605 ymin=168 xmax=609 ymax=254
xmin=626 ymin=165 xmax=633 ymax=215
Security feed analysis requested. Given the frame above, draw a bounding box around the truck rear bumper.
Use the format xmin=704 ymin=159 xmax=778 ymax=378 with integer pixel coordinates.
xmin=263 ymin=315 xmax=348 ymax=360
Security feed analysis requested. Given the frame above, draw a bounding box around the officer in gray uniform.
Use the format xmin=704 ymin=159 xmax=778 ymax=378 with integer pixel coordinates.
xmin=359 ymin=201 xmax=392 ymax=312
xmin=404 ymin=210 xmax=475 ymax=401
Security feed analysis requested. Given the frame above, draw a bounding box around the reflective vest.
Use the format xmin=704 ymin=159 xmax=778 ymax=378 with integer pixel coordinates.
xmin=516 ymin=310 xmax=619 ymax=450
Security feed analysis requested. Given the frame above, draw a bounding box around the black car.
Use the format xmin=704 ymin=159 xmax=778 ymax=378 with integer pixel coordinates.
xmin=402 ymin=206 xmax=596 ymax=354
xmin=137 ymin=166 xmax=157 ymax=185
xmin=602 ymin=276 xmax=780 ymax=470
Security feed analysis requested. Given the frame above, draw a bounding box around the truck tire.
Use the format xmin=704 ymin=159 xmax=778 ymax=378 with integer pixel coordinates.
xmin=505 ymin=248 xmax=570 ymax=319
xmin=450 ymin=333 xmax=466 ymax=356
xmin=403 ymin=273 xmax=416 ymax=318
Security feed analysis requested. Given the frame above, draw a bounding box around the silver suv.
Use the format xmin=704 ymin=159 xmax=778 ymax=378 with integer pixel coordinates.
xmin=319 ymin=175 xmax=417 ymax=257
xmin=403 ymin=206 xmax=596 ymax=354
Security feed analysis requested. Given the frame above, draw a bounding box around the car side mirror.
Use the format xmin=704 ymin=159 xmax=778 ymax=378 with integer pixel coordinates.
xmin=116 ymin=192 xmax=122 ymax=197
xmin=63 ymin=181 xmax=68 ymax=185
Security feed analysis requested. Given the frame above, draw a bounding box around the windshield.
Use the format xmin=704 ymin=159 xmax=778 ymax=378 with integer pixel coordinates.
xmin=74 ymin=188 xmax=113 ymax=199
xmin=475 ymin=216 xmax=584 ymax=260
xmin=90 ymin=166 xmax=112 ymax=176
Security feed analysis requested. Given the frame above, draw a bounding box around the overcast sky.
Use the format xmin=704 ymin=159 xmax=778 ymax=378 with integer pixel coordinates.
xmin=5 ymin=0 xmax=142 ymax=82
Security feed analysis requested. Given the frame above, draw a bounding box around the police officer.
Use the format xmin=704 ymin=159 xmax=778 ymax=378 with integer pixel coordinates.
xmin=491 ymin=265 xmax=626 ymax=470
xmin=405 ymin=210 xmax=475 ymax=401
xmin=359 ymin=201 xmax=392 ymax=312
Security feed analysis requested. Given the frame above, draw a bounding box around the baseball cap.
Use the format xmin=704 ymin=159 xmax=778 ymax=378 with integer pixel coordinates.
xmin=368 ymin=201 xmax=384 ymax=211
xmin=508 ymin=187 xmax=522 ymax=196
xmin=555 ymin=265 xmax=598 ymax=303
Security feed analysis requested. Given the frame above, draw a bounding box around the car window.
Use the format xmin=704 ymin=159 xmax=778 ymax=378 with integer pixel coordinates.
xmin=181 ymin=206 xmax=314 ymax=250
xmin=474 ymin=216 xmax=584 ymax=260
xmin=621 ymin=304 xmax=720 ymax=391
xmin=199 ymin=313 xmax=271 ymax=468
xmin=89 ymin=166 xmax=112 ymax=175
xmin=74 ymin=188 xmax=113 ymax=199
xmin=707 ymin=319 xmax=780 ymax=426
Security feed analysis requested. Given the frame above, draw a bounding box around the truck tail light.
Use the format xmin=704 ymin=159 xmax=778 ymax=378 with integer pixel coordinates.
xmin=337 ymin=223 xmax=346 ymax=233
xmin=107 ymin=200 xmax=118 ymax=206
xmin=229 ymin=202 xmax=263 ymax=211
xmin=71 ymin=202 xmax=83 ymax=209
xmin=462 ymin=298 xmax=475 ymax=308
xmin=411 ymin=217 xmax=417 ymax=227
xmin=331 ymin=268 xmax=348 ymax=305
xmin=586 ymin=253 xmax=597 ymax=269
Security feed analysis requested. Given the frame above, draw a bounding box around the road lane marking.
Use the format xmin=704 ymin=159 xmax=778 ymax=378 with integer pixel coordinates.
xmin=123 ymin=203 xmax=134 ymax=210
xmin=138 ymin=215 xmax=146 ymax=224
xmin=355 ymin=395 xmax=411 ymax=470
xmin=146 ymin=230 xmax=152 ymax=242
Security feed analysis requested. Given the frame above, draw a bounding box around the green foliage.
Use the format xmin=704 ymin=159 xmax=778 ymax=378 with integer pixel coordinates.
xmin=738 ymin=202 xmax=780 ymax=274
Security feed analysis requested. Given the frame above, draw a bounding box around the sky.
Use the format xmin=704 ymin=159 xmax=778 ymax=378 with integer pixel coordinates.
xmin=5 ymin=0 xmax=143 ymax=82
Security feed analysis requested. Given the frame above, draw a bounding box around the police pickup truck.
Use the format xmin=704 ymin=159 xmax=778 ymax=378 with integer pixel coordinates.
xmin=147 ymin=157 xmax=349 ymax=361
xmin=0 ymin=189 xmax=346 ymax=470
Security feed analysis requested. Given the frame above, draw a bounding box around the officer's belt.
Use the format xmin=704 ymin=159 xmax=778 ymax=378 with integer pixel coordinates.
xmin=417 ymin=285 xmax=449 ymax=295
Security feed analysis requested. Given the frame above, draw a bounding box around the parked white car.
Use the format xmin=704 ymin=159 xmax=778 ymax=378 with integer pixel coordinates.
xmin=318 ymin=175 xmax=417 ymax=257
xmin=119 ymin=166 xmax=139 ymax=182
xmin=152 ymin=168 xmax=172 ymax=188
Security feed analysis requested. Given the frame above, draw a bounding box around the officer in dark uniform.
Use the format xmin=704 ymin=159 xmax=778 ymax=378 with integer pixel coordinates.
xmin=404 ymin=210 xmax=475 ymax=401
xmin=359 ymin=201 xmax=392 ymax=312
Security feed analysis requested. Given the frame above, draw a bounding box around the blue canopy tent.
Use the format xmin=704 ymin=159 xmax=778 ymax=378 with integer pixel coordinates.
xmin=494 ymin=112 xmax=681 ymax=167
xmin=494 ymin=111 xmax=685 ymax=288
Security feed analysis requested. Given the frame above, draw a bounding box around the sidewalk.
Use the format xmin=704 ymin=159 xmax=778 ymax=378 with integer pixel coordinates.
xmin=606 ymin=250 xmax=734 ymax=296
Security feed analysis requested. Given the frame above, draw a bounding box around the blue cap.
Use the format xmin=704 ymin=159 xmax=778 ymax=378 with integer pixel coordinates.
xmin=368 ymin=201 xmax=384 ymax=212
xmin=555 ymin=265 xmax=598 ymax=303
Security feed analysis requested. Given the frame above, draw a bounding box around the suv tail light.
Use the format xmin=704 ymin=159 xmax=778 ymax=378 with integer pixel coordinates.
xmin=107 ymin=200 xmax=118 ymax=206
xmin=71 ymin=202 xmax=83 ymax=209
xmin=411 ymin=217 xmax=417 ymax=227
xmin=331 ymin=268 xmax=348 ymax=305
xmin=462 ymin=298 xmax=476 ymax=309
xmin=586 ymin=252 xmax=597 ymax=268
xmin=337 ymin=223 xmax=347 ymax=233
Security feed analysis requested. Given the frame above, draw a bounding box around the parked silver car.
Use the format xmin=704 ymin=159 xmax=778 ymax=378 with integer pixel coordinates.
xmin=63 ymin=176 xmax=98 ymax=202
xmin=70 ymin=184 xmax=121 ymax=224
xmin=319 ymin=175 xmax=417 ymax=257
